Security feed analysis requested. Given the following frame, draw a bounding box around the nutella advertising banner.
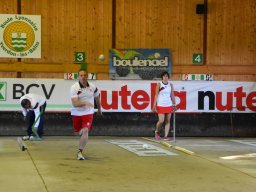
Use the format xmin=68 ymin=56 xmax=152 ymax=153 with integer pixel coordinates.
xmin=0 ymin=79 xmax=255 ymax=113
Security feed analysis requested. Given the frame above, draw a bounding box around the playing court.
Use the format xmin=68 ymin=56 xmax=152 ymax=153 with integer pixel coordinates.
xmin=0 ymin=136 xmax=255 ymax=192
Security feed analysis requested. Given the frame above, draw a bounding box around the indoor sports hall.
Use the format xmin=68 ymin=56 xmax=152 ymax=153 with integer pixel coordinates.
xmin=0 ymin=0 xmax=255 ymax=192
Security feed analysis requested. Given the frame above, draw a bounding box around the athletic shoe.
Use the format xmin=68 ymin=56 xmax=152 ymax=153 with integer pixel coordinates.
xmin=29 ymin=136 xmax=42 ymax=141
xmin=155 ymin=132 xmax=161 ymax=140
xmin=163 ymin=137 xmax=171 ymax=141
xmin=77 ymin=151 xmax=85 ymax=160
xmin=22 ymin=136 xmax=30 ymax=141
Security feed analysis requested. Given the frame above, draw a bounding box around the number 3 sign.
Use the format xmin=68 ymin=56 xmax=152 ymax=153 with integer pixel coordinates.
xmin=74 ymin=52 xmax=86 ymax=63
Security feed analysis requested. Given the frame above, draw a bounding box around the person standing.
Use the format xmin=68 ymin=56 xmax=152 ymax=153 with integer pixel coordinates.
xmin=70 ymin=69 xmax=102 ymax=160
xmin=20 ymin=93 xmax=47 ymax=140
xmin=152 ymin=71 xmax=176 ymax=141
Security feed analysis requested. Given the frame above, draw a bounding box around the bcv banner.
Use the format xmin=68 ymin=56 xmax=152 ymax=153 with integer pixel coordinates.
xmin=0 ymin=79 xmax=255 ymax=113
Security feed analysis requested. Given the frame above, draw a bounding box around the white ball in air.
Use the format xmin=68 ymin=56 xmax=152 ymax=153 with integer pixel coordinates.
xmin=98 ymin=54 xmax=105 ymax=61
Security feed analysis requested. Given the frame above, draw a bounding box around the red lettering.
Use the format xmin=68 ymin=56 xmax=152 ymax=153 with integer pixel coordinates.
xmin=100 ymin=84 xmax=256 ymax=112
xmin=131 ymin=90 xmax=150 ymax=110
xmin=246 ymin=92 xmax=256 ymax=111
xmin=216 ymin=92 xmax=233 ymax=111
xmin=234 ymin=87 xmax=246 ymax=111
xmin=174 ymin=91 xmax=186 ymax=110
xmin=101 ymin=90 xmax=118 ymax=110
xmin=119 ymin=85 xmax=131 ymax=109
xmin=151 ymin=83 xmax=157 ymax=108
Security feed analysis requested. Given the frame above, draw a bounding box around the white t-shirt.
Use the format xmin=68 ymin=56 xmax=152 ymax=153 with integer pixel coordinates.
xmin=157 ymin=81 xmax=173 ymax=107
xmin=70 ymin=81 xmax=100 ymax=116
xmin=19 ymin=93 xmax=46 ymax=127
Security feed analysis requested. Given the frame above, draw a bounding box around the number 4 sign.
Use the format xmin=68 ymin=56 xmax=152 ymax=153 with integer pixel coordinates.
xmin=193 ymin=53 xmax=203 ymax=64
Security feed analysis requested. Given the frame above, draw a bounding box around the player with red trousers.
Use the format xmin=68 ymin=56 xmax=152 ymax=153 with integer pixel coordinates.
xmin=70 ymin=69 xmax=102 ymax=160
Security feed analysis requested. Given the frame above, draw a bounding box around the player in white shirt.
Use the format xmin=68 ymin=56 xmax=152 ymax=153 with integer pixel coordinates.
xmin=20 ymin=93 xmax=47 ymax=140
xmin=152 ymin=71 xmax=176 ymax=141
xmin=70 ymin=69 xmax=102 ymax=160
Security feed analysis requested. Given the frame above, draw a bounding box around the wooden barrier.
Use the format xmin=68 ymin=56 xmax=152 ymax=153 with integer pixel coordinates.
xmin=0 ymin=0 xmax=255 ymax=79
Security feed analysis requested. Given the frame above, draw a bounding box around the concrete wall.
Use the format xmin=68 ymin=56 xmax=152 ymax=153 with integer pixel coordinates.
xmin=0 ymin=112 xmax=255 ymax=137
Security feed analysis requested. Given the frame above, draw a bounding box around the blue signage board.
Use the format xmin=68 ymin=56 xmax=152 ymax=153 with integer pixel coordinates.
xmin=109 ymin=49 xmax=172 ymax=80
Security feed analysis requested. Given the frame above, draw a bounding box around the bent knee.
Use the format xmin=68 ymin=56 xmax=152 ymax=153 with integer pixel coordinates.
xmin=79 ymin=128 xmax=89 ymax=135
